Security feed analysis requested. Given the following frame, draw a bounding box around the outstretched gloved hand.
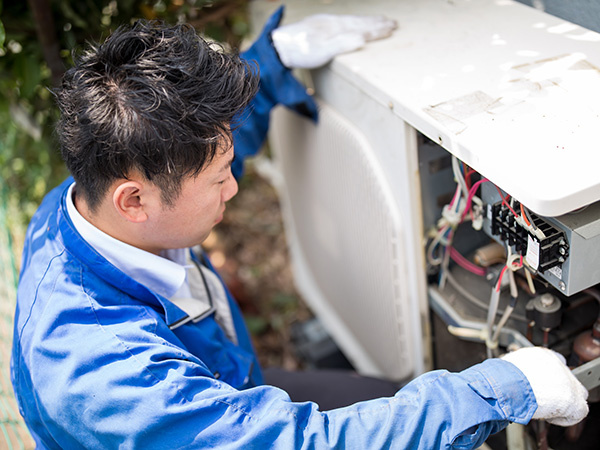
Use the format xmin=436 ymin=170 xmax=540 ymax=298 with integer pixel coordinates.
xmin=271 ymin=13 xmax=398 ymax=69
xmin=501 ymin=347 xmax=589 ymax=426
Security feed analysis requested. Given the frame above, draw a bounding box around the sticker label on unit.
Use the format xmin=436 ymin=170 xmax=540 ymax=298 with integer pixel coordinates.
xmin=547 ymin=265 xmax=562 ymax=280
xmin=525 ymin=235 xmax=540 ymax=270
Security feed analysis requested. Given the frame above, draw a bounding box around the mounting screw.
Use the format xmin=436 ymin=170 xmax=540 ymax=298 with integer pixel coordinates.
xmin=559 ymin=281 xmax=566 ymax=291
xmin=540 ymin=293 xmax=555 ymax=307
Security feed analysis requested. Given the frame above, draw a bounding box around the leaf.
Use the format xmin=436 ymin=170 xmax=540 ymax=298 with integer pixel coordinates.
xmin=58 ymin=0 xmax=87 ymax=29
xmin=0 ymin=20 xmax=5 ymax=49
xmin=271 ymin=293 xmax=298 ymax=310
xmin=14 ymin=53 xmax=42 ymax=99
xmin=244 ymin=315 xmax=269 ymax=336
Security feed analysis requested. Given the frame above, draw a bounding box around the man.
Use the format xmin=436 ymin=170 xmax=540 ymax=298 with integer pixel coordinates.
xmin=11 ymin=7 xmax=588 ymax=449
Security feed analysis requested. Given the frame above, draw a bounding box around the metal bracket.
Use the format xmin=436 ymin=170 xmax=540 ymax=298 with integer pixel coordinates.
xmin=572 ymin=357 xmax=600 ymax=391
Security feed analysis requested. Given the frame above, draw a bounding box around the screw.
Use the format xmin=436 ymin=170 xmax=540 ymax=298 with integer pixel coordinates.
xmin=540 ymin=293 xmax=555 ymax=307
xmin=559 ymin=281 xmax=566 ymax=291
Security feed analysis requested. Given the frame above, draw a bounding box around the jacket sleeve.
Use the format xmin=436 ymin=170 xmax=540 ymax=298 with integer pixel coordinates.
xmin=33 ymin=308 xmax=536 ymax=450
xmin=161 ymin=358 xmax=536 ymax=450
xmin=231 ymin=6 xmax=318 ymax=179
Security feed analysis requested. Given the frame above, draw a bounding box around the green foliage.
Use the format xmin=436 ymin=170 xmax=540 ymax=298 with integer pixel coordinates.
xmin=244 ymin=315 xmax=269 ymax=336
xmin=0 ymin=1 xmax=4 ymax=49
xmin=0 ymin=0 xmax=249 ymax=227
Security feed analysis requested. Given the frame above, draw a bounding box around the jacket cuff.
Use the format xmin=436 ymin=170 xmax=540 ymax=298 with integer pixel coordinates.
xmin=461 ymin=358 xmax=538 ymax=425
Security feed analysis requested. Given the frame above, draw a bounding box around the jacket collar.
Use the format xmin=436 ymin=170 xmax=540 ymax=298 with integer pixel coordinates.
xmin=57 ymin=179 xmax=189 ymax=328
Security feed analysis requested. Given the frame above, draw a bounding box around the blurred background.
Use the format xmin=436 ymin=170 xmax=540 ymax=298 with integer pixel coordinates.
xmin=0 ymin=1 xmax=315 ymax=446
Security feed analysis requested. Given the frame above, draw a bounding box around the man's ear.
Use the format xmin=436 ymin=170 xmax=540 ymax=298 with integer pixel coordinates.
xmin=112 ymin=181 xmax=149 ymax=223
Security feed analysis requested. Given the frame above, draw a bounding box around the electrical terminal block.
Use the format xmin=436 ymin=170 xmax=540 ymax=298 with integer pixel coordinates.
xmin=489 ymin=201 xmax=569 ymax=273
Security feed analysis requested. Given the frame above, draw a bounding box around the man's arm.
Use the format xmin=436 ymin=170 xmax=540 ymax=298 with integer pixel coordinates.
xmin=231 ymin=6 xmax=318 ymax=179
xmin=231 ymin=6 xmax=397 ymax=178
xmin=29 ymin=315 xmax=537 ymax=449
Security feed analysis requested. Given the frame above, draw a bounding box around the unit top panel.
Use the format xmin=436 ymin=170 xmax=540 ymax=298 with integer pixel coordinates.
xmin=250 ymin=0 xmax=600 ymax=216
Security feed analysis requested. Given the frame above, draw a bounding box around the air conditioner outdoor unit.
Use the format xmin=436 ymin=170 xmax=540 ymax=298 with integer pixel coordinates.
xmin=250 ymin=0 xmax=600 ymax=385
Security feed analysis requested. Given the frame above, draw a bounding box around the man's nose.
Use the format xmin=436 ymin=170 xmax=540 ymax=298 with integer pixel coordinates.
xmin=223 ymin=174 xmax=238 ymax=202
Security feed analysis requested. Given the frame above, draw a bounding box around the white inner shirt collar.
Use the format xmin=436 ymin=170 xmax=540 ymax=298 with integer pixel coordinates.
xmin=65 ymin=182 xmax=187 ymax=299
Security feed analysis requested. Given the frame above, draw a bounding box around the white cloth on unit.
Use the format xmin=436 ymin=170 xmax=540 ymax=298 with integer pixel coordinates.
xmin=271 ymin=13 xmax=397 ymax=69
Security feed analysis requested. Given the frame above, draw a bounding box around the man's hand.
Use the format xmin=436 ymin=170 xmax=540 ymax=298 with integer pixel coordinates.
xmin=271 ymin=13 xmax=397 ymax=69
xmin=501 ymin=347 xmax=589 ymax=426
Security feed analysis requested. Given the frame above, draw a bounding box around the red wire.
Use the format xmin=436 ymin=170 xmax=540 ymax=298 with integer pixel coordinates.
xmin=496 ymin=265 xmax=509 ymax=292
xmin=520 ymin=204 xmax=531 ymax=226
xmin=463 ymin=163 xmax=471 ymax=191
xmin=496 ymin=257 xmax=523 ymax=292
xmin=494 ymin=185 xmax=519 ymax=218
xmin=460 ymin=178 xmax=489 ymax=222
xmin=465 ymin=169 xmax=477 ymax=189
xmin=450 ymin=247 xmax=486 ymax=276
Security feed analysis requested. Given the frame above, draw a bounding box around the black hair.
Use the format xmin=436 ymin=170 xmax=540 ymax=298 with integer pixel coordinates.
xmin=55 ymin=20 xmax=258 ymax=211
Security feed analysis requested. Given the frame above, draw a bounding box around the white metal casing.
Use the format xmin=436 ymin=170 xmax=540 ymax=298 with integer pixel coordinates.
xmin=267 ymin=84 xmax=430 ymax=380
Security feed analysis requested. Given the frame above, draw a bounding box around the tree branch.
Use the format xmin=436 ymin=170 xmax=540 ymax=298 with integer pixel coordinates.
xmin=27 ymin=0 xmax=64 ymax=86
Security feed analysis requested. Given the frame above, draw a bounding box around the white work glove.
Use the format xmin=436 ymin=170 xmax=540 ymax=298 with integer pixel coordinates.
xmin=501 ymin=347 xmax=589 ymax=426
xmin=271 ymin=14 xmax=397 ymax=69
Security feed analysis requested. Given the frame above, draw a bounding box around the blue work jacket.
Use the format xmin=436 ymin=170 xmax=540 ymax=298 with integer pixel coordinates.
xmin=11 ymin=7 xmax=537 ymax=449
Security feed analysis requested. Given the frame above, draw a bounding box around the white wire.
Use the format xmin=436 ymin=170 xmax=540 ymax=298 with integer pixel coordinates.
xmin=452 ymin=155 xmax=469 ymax=202
xmin=445 ymin=272 xmax=528 ymax=322
xmin=487 ymin=253 xmax=522 ymax=353
xmin=452 ymin=155 xmax=483 ymax=209
xmin=426 ymin=183 xmax=467 ymax=267
xmin=524 ymin=268 xmax=536 ymax=294
xmin=486 ymin=285 xmax=501 ymax=358
xmin=491 ymin=270 xmax=518 ymax=343
xmin=438 ymin=242 xmax=451 ymax=289
xmin=426 ymin=224 xmax=450 ymax=266
xmin=492 ymin=304 xmax=515 ymax=343
xmin=507 ymin=261 xmax=519 ymax=298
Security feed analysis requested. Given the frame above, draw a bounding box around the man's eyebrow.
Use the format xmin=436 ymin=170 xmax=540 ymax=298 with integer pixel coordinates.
xmin=220 ymin=154 xmax=235 ymax=172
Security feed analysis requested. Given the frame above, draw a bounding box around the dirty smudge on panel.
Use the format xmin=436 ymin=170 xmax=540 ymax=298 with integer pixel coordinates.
xmin=424 ymin=91 xmax=500 ymax=134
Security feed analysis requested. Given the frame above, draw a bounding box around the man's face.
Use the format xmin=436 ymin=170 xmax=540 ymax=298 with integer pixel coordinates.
xmin=145 ymin=141 xmax=238 ymax=252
